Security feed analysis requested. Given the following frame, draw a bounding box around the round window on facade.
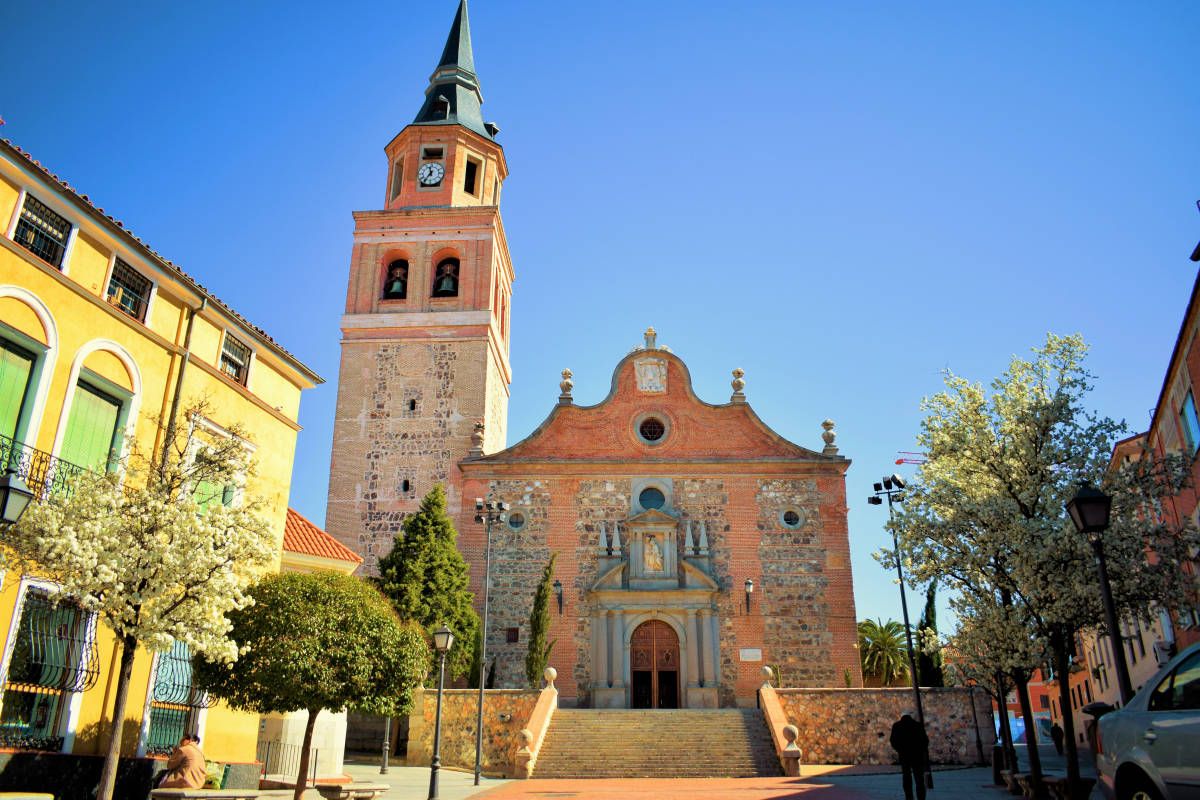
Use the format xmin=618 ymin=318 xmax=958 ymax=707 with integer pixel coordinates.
xmin=780 ymin=508 xmax=805 ymax=529
xmin=636 ymin=415 xmax=668 ymax=445
xmin=639 ymin=487 xmax=666 ymax=511
xmin=507 ymin=511 xmax=526 ymax=531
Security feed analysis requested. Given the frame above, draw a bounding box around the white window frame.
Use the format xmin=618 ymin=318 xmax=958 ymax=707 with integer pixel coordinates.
xmin=0 ymin=287 xmax=58 ymax=448
xmin=0 ymin=576 xmax=99 ymax=754
xmin=101 ymin=253 xmax=158 ymax=326
xmin=218 ymin=329 xmax=255 ymax=389
xmin=49 ymin=340 xmax=142 ymax=478
xmin=8 ymin=189 xmax=77 ymax=274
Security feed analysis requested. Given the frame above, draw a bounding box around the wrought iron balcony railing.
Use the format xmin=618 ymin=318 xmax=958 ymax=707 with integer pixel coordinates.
xmin=0 ymin=433 xmax=88 ymax=501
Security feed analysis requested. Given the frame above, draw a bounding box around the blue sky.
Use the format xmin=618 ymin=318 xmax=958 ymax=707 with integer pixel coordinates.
xmin=2 ymin=1 xmax=1198 ymax=630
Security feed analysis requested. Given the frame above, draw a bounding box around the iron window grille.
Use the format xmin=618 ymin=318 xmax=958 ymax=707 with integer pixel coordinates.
xmin=145 ymin=640 xmax=212 ymax=755
xmin=0 ymin=588 xmax=99 ymax=751
xmin=220 ymin=333 xmax=251 ymax=385
xmin=14 ymin=195 xmax=71 ymax=268
xmin=105 ymin=258 xmax=152 ymax=321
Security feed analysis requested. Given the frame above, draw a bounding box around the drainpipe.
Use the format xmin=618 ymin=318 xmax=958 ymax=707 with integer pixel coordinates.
xmin=161 ymin=297 xmax=206 ymax=475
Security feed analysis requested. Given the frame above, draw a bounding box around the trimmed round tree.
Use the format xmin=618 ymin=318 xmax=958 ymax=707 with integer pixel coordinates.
xmin=194 ymin=572 xmax=427 ymax=800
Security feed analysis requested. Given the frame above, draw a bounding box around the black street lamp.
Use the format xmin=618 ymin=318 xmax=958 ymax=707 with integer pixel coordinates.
xmin=428 ymin=624 xmax=455 ymax=800
xmin=868 ymin=473 xmax=932 ymax=788
xmin=1066 ymin=482 xmax=1134 ymax=704
xmin=0 ymin=469 xmax=34 ymax=526
xmin=552 ymin=579 xmax=563 ymax=615
xmin=473 ymin=497 xmax=508 ymax=785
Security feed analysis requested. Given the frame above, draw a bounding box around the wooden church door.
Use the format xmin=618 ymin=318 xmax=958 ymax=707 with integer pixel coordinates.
xmin=630 ymin=620 xmax=680 ymax=709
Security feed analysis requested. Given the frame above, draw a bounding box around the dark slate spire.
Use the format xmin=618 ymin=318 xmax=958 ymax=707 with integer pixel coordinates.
xmin=412 ymin=0 xmax=493 ymax=139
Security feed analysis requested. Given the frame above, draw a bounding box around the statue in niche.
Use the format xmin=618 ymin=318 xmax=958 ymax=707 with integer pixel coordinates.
xmin=644 ymin=534 xmax=664 ymax=572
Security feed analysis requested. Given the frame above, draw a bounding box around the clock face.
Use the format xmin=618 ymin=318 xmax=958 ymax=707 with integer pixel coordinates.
xmin=418 ymin=162 xmax=445 ymax=186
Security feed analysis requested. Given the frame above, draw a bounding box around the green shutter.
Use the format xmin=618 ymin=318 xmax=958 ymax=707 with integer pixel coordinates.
xmin=0 ymin=341 xmax=35 ymax=441
xmin=59 ymin=383 xmax=121 ymax=471
xmin=194 ymin=479 xmax=234 ymax=514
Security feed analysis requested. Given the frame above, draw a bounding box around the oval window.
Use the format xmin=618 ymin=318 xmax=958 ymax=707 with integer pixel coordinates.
xmin=507 ymin=511 xmax=526 ymax=531
xmin=639 ymin=487 xmax=666 ymax=510
xmin=781 ymin=509 xmax=805 ymax=529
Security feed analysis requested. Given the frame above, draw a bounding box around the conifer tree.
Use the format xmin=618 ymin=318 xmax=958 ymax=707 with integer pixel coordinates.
xmin=376 ymin=484 xmax=479 ymax=680
xmin=916 ymin=582 xmax=945 ymax=687
xmin=525 ymin=553 xmax=557 ymax=688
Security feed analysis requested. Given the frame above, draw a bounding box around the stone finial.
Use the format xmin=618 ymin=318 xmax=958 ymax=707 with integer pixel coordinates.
xmin=761 ymin=665 xmax=775 ymax=686
xmin=821 ymin=419 xmax=838 ymax=455
xmin=731 ymin=368 xmax=746 ymax=403
xmin=469 ymin=421 xmax=485 ymax=457
xmin=644 ymin=327 xmax=657 ymax=350
xmin=781 ymin=724 xmax=802 ymax=775
xmin=558 ymin=369 xmax=574 ymax=404
xmin=544 ymin=666 xmax=557 ymax=688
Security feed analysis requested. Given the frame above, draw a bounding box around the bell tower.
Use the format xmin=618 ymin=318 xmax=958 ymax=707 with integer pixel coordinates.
xmin=326 ymin=0 xmax=513 ymax=572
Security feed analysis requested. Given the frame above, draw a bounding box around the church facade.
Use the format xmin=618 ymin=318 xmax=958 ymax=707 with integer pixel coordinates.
xmin=325 ymin=0 xmax=862 ymax=707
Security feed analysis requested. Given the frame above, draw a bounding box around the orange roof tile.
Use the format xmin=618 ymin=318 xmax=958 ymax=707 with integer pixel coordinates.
xmin=284 ymin=508 xmax=363 ymax=564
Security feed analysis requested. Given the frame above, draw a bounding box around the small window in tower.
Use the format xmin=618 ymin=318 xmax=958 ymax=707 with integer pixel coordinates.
xmin=432 ymin=258 xmax=460 ymax=298
xmin=431 ymin=95 xmax=450 ymax=120
xmin=401 ymin=479 xmax=411 ymax=493
xmin=390 ymin=160 xmax=404 ymax=200
xmin=464 ymin=158 xmax=480 ymax=196
xmin=382 ymin=259 xmax=408 ymax=300
xmin=408 ymin=399 xmax=417 ymax=412
xmin=505 ymin=627 xmax=520 ymax=644
xmin=422 ymin=147 xmax=444 ymax=161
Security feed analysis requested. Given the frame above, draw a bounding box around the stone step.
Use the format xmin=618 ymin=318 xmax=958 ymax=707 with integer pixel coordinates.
xmin=533 ymin=708 xmax=781 ymax=779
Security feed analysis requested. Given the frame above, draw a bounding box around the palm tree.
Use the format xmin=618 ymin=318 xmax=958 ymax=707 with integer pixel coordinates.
xmin=857 ymin=618 xmax=910 ymax=686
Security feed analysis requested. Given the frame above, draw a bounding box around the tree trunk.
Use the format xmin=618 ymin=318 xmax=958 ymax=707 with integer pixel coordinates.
xmin=995 ymin=671 xmax=1017 ymax=773
xmin=96 ymin=636 xmax=138 ymax=800
xmin=1012 ymin=667 xmax=1046 ymax=798
xmin=1052 ymin=629 xmax=1082 ymax=799
xmin=294 ymin=708 xmax=320 ymax=800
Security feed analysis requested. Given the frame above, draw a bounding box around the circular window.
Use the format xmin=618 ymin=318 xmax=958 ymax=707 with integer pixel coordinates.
xmin=638 ymin=416 xmax=666 ymax=443
xmin=506 ymin=511 xmax=526 ymax=531
xmin=639 ymin=487 xmax=666 ymax=510
xmin=780 ymin=508 xmax=805 ymax=529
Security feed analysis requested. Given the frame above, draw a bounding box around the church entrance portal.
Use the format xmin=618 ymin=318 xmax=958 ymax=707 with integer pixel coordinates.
xmin=630 ymin=620 xmax=680 ymax=709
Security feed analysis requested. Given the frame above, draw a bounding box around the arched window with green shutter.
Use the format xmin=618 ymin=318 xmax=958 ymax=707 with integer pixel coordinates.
xmin=58 ymin=381 xmax=122 ymax=472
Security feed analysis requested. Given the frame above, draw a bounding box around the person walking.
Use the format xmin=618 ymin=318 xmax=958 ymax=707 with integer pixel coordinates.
xmin=158 ymin=732 xmax=207 ymax=788
xmin=1050 ymin=723 xmax=1064 ymax=756
xmin=890 ymin=710 xmax=929 ymax=800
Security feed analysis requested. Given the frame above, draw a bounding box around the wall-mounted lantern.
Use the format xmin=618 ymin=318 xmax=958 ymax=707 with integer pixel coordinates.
xmin=553 ymin=579 xmax=563 ymax=614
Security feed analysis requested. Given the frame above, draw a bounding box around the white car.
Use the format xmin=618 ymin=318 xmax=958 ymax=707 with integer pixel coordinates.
xmin=1093 ymin=641 xmax=1200 ymax=800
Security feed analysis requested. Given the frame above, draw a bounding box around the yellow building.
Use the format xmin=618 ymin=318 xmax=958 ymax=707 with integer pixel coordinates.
xmin=0 ymin=138 xmax=322 ymax=768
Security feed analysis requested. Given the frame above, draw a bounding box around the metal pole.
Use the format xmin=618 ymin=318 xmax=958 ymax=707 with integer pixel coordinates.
xmin=1092 ymin=537 xmax=1134 ymax=704
xmin=474 ymin=513 xmax=493 ymax=785
xmin=888 ymin=495 xmax=931 ymax=789
xmin=428 ymin=651 xmax=447 ymax=800
xmin=380 ymin=715 xmax=391 ymax=774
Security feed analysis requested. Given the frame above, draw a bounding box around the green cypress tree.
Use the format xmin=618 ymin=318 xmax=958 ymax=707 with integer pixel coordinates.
xmin=376 ymin=484 xmax=479 ymax=680
xmin=525 ymin=553 xmax=557 ymax=688
xmin=916 ymin=582 xmax=945 ymax=687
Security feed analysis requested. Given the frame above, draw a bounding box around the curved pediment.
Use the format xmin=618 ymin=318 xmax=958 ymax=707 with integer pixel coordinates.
xmin=466 ymin=337 xmax=846 ymax=466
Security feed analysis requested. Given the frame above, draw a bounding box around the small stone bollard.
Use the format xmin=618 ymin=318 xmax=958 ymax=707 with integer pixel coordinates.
xmin=514 ymin=729 xmax=534 ymax=779
xmin=781 ymin=724 xmax=802 ymax=777
xmin=761 ymin=665 xmax=774 ymax=687
xmin=544 ymin=666 xmax=557 ymax=689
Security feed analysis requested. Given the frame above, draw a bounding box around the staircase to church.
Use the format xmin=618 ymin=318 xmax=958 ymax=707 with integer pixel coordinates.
xmin=533 ymin=709 xmax=782 ymax=779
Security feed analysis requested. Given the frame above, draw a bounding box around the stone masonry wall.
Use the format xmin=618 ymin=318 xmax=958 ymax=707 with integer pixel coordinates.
xmin=406 ymin=688 xmax=539 ymax=776
xmin=776 ymin=687 xmax=994 ymax=765
xmin=756 ymin=478 xmax=835 ymax=687
xmin=482 ymin=479 xmax=553 ymax=689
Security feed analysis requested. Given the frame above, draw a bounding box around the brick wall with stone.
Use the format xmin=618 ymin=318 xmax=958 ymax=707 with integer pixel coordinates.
xmin=406 ymin=688 xmax=540 ymax=776
xmin=326 ymin=337 xmax=499 ymax=574
xmin=775 ymin=688 xmax=993 ymax=765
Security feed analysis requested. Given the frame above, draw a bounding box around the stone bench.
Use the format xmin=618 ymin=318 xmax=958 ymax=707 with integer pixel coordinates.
xmin=1043 ymin=774 xmax=1097 ymax=800
xmin=314 ymin=783 xmax=389 ymax=800
xmin=0 ymin=793 xmax=56 ymax=800
xmin=152 ymin=790 xmax=294 ymax=800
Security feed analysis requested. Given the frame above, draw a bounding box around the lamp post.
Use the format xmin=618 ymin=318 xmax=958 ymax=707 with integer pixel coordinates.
xmin=428 ymin=624 xmax=455 ymax=800
xmin=868 ymin=474 xmax=924 ymax=723
xmin=379 ymin=716 xmax=390 ymax=775
xmin=0 ymin=469 xmax=34 ymax=526
xmin=1066 ymin=482 xmax=1134 ymax=704
xmin=473 ymin=498 xmax=508 ymax=786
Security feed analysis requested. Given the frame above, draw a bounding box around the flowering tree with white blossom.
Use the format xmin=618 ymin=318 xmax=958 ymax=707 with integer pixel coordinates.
xmin=888 ymin=334 xmax=1200 ymax=798
xmin=5 ymin=410 xmax=273 ymax=800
